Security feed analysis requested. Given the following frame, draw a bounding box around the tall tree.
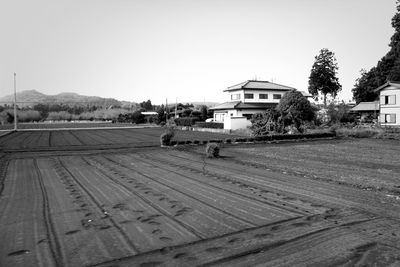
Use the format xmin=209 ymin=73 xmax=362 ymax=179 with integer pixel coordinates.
xmin=353 ymin=1 xmax=400 ymax=103
xmin=308 ymin=48 xmax=342 ymax=106
xmin=140 ymin=100 xmax=153 ymax=111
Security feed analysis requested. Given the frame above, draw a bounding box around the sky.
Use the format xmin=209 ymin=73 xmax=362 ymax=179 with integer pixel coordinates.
xmin=0 ymin=0 xmax=397 ymax=104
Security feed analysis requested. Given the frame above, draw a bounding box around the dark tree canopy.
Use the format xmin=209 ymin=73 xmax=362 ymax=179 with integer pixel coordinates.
xmin=353 ymin=1 xmax=400 ymax=103
xmin=277 ymin=90 xmax=315 ymax=131
xmin=250 ymin=90 xmax=315 ymax=135
xmin=140 ymin=100 xmax=153 ymax=111
xmin=308 ymin=48 xmax=342 ymax=106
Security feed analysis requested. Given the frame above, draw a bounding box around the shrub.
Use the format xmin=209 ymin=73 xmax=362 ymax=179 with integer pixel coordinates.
xmin=335 ymin=127 xmax=383 ymax=138
xmin=277 ymin=90 xmax=315 ymax=132
xmin=205 ymin=143 xmax=220 ymax=158
xmin=250 ymin=110 xmax=282 ymax=136
xmin=174 ymin=117 xmax=201 ymax=126
xmin=195 ymin=122 xmax=224 ymax=129
xmin=160 ymin=127 xmax=175 ymax=146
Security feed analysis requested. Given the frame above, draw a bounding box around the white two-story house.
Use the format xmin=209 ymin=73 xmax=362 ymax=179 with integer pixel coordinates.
xmin=210 ymin=80 xmax=309 ymax=130
xmin=375 ymin=81 xmax=400 ymax=126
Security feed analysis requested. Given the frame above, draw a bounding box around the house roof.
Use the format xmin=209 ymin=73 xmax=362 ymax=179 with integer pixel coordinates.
xmin=210 ymin=101 xmax=277 ymax=110
xmin=374 ymin=81 xmax=400 ymax=92
xmin=224 ymin=80 xmax=296 ymax=92
xmin=351 ymin=101 xmax=379 ymax=112
xmin=209 ymin=101 xmax=240 ymax=110
xmin=235 ymin=102 xmax=277 ymax=109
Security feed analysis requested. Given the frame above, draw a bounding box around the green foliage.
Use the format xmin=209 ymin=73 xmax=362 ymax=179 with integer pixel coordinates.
xmin=117 ymin=111 xmax=145 ymax=123
xmin=335 ymin=127 xmax=384 ymax=138
xmin=326 ymin=103 xmax=357 ymax=124
xmin=47 ymin=111 xmax=74 ymax=121
xmin=190 ymin=110 xmax=202 ymax=117
xmin=277 ymin=90 xmax=315 ymax=132
xmin=195 ymin=122 xmax=224 ymax=129
xmin=205 ymin=143 xmax=220 ymax=158
xmin=353 ymin=2 xmax=400 ymax=103
xmin=156 ymin=105 xmax=166 ymax=124
xmin=174 ymin=117 xmax=201 ymax=126
xmin=199 ymin=105 xmax=208 ymax=121
xmin=308 ymin=48 xmax=341 ymax=106
xmin=160 ymin=127 xmax=175 ymax=146
xmin=250 ymin=90 xmax=316 ymax=135
xmin=182 ymin=109 xmax=192 ymax=117
xmin=140 ymin=100 xmax=153 ymax=111
xmin=0 ymin=111 xmax=15 ymax=124
xmin=250 ymin=109 xmax=281 ymax=136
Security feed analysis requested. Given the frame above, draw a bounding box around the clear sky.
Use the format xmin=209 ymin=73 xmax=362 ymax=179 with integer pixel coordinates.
xmin=0 ymin=0 xmax=397 ymax=104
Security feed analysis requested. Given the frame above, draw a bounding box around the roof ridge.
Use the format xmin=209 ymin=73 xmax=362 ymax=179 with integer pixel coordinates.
xmin=226 ymin=81 xmax=248 ymax=90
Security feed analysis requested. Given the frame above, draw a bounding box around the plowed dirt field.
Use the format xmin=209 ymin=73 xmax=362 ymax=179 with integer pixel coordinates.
xmin=1 ymin=128 xmax=400 ymax=266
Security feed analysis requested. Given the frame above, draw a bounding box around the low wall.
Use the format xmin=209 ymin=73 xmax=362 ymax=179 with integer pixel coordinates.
xmin=224 ymin=116 xmax=251 ymax=130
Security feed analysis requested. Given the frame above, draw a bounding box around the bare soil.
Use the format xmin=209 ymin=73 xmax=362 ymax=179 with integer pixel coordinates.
xmin=0 ymin=129 xmax=399 ymax=266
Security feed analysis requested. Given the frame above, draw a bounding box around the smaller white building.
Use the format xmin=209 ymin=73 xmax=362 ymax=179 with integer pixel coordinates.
xmin=375 ymin=81 xmax=400 ymax=126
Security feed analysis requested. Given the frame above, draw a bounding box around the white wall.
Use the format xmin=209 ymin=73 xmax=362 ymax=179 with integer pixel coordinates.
xmin=379 ymin=86 xmax=400 ymax=126
xmin=224 ymin=116 xmax=251 ymax=130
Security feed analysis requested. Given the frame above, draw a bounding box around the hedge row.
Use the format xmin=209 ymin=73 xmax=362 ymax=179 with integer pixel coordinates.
xmin=252 ymin=132 xmax=336 ymax=141
xmin=165 ymin=132 xmax=335 ymax=146
xmin=174 ymin=117 xmax=201 ymax=126
xmin=195 ymin=122 xmax=224 ymax=129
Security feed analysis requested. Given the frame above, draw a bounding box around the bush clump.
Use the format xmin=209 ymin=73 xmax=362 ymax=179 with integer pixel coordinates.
xmin=175 ymin=117 xmax=201 ymax=126
xmin=335 ymin=127 xmax=383 ymax=138
xmin=195 ymin=122 xmax=224 ymax=129
xmin=205 ymin=143 xmax=220 ymax=158
xmin=160 ymin=127 xmax=175 ymax=146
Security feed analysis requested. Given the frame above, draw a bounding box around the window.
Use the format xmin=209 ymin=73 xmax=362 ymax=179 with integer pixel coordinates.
xmin=242 ymin=114 xmax=253 ymax=119
xmin=383 ymin=114 xmax=396 ymax=123
xmin=231 ymin=94 xmax=240 ymax=100
xmin=273 ymin=94 xmax=282 ymax=100
xmin=244 ymin=93 xmax=254 ymax=99
xmin=380 ymin=95 xmax=396 ymax=105
xmin=259 ymin=94 xmax=268 ymax=99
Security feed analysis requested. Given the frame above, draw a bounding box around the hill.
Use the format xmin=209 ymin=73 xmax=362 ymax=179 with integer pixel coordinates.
xmin=0 ymin=90 xmax=136 ymax=108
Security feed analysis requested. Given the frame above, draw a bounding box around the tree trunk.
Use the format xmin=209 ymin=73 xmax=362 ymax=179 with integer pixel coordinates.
xmin=323 ymin=93 xmax=327 ymax=108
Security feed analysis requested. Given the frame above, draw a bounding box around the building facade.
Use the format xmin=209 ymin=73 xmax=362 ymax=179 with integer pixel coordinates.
xmin=375 ymin=82 xmax=400 ymax=126
xmin=210 ymin=80 xmax=309 ymax=130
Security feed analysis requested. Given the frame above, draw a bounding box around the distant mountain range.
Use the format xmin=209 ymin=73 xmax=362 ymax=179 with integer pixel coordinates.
xmin=0 ymin=90 xmax=136 ymax=108
xmin=0 ymin=90 xmax=219 ymax=108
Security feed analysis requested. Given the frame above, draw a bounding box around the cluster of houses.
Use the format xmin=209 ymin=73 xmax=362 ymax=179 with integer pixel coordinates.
xmin=208 ymin=80 xmax=400 ymax=130
xmin=141 ymin=80 xmax=400 ymax=130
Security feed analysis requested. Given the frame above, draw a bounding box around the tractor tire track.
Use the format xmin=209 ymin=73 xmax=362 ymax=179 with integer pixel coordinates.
xmin=67 ymin=131 xmax=84 ymax=146
xmin=130 ymin=152 xmax=313 ymax=216
xmin=94 ymin=155 xmax=268 ymax=226
xmin=82 ymin=156 xmax=232 ymax=239
xmin=33 ymin=159 xmax=65 ymax=267
xmin=55 ymin=157 xmax=141 ymax=254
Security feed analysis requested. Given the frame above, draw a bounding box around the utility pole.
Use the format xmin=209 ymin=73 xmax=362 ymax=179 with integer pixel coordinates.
xmin=14 ymin=73 xmax=17 ymax=131
xmin=175 ymin=98 xmax=178 ymax=119
xmin=165 ymin=98 xmax=169 ymax=123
